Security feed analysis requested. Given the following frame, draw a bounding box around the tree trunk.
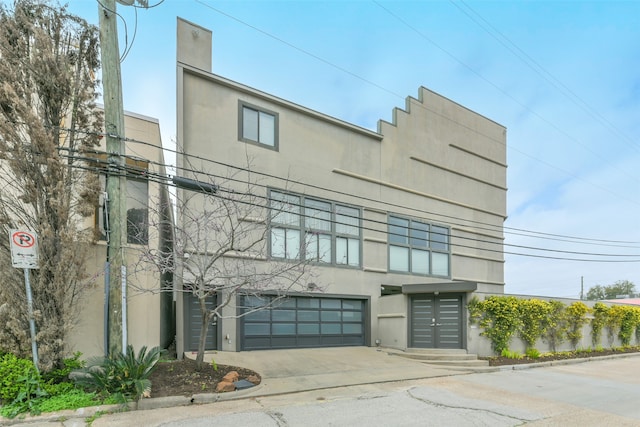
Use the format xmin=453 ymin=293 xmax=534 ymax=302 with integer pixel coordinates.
xmin=195 ymin=298 xmax=214 ymax=371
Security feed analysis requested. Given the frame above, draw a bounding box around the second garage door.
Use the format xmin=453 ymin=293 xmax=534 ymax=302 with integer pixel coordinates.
xmin=241 ymin=295 xmax=366 ymax=350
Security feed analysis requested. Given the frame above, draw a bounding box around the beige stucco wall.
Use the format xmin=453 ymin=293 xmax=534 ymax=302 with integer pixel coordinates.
xmin=68 ymin=111 xmax=172 ymax=358
xmin=176 ymin=18 xmax=507 ymax=353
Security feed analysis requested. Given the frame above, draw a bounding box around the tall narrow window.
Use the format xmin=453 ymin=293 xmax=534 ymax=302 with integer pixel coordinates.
xmin=126 ymin=178 xmax=149 ymax=245
xmin=335 ymin=205 xmax=360 ymax=266
xmin=270 ymin=191 xmax=301 ymax=260
xmin=240 ymin=102 xmax=278 ymax=149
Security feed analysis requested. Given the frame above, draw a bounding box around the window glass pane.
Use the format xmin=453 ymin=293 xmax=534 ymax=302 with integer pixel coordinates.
xmin=343 ymin=324 xmax=362 ymax=334
xmin=273 ymin=298 xmax=296 ymax=308
xmin=321 ymin=311 xmax=341 ymax=322
xmin=321 ymin=324 xmax=341 ymax=334
xmin=284 ymin=229 xmax=301 ymax=259
xmin=297 ymin=298 xmax=320 ymax=308
xmin=244 ymin=324 xmax=269 ymax=336
xmin=336 ymin=237 xmax=347 ymax=265
xmin=342 ymin=300 xmax=362 ymax=310
xmin=431 ymin=225 xmax=449 ymax=251
xmin=411 ymin=249 xmax=429 ymax=275
xmin=432 ymin=252 xmax=450 ymax=276
xmin=272 ymin=324 xmax=295 ymax=335
xmin=258 ymin=111 xmax=275 ymax=146
xmin=297 ymin=310 xmax=319 ymax=322
xmin=127 ymin=179 xmax=148 ymax=245
xmin=321 ymin=299 xmax=341 ymax=309
xmin=347 ymin=238 xmax=359 ymax=266
xmin=305 ymin=233 xmax=318 ymax=261
xmin=271 ymin=228 xmax=286 ymax=258
xmin=318 ymin=234 xmax=332 ymax=263
xmin=270 ymin=192 xmax=300 ymax=226
xmin=305 ymin=199 xmax=331 ymax=231
xmin=298 ymin=324 xmax=319 ymax=335
xmin=388 ymin=217 xmax=409 ymax=244
xmin=245 ymin=310 xmax=270 ymax=321
xmin=336 ymin=205 xmax=359 ymax=236
xmin=342 ymin=311 xmax=362 ymax=321
xmin=242 ymin=107 xmax=258 ymax=141
xmin=410 ymin=221 xmax=429 ymax=248
xmin=243 ymin=295 xmax=270 ymax=308
xmin=272 ymin=310 xmax=296 ymax=321
xmin=389 ymin=245 xmax=409 ymax=271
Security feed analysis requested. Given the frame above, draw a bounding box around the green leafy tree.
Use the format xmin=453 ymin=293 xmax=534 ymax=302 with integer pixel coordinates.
xmin=586 ymin=280 xmax=636 ymax=301
xmin=0 ymin=0 xmax=102 ymax=371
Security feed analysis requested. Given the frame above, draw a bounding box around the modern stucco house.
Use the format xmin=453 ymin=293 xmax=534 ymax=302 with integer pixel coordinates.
xmin=175 ymin=18 xmax=506 ymax=356
xmin=70 ymin=110 xmax=174 ymax=358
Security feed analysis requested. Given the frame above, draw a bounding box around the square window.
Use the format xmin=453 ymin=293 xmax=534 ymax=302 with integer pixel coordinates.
xmin=240 ymin=103 xmax=278 ymax=148
xmin=389 ymin=217 xmax=409 ymax=245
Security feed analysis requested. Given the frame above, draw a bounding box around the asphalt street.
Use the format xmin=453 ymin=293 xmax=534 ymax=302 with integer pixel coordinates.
xmin=88 ymin=355 xmax=640 ymax=427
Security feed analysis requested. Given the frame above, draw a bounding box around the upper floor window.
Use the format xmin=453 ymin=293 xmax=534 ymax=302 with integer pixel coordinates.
xmin=96 ymin=165 xmax=149 ymax=245
xmin=239 ymin=101 xmax=278 ymax=149
xmin=269 ymin=190 xmax=361 ymax=267
xmin=388 ymin=215 xmax=449 ymax=277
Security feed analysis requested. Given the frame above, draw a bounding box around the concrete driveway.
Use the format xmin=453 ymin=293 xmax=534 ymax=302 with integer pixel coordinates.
xmin=194 ymin=346 xmax=460 ymax=396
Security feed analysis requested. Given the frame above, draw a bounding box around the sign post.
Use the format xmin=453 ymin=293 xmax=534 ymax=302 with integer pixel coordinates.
xmin=10 ymin=230 xmax=40 ymax=371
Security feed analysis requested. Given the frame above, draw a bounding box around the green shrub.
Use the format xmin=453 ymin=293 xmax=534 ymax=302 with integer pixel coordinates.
xmin=518 ymin=299 xmax=551 ymax=350
xmin=468 ymin=296 xmax=521 ymax=354
xmin=542 ymin=300 xmax=567 ymax=352
xmin=0 ymin=354 xmax=40 ymax=402
xmin=73 ymin=345 xmax=165 ymax=400
xmin=0 ymin=367 xmax=48 ymax=418
xmin=525 ymin=347 xmax=541 ymax=359
xmin=42 ymin=352 xmax=84 ymax=385
xmin=591 ymin=302 xmax=608 ymax=347
xmin=500 ymin=348 xmax=523 ymax=359
xmin=565 ymin=302 xmax=589 ymax=350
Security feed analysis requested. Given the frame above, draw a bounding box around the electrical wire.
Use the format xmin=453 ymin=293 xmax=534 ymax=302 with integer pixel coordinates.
xmin=56 ymin=148 xmax=640 ymax=262
xmin=47 ymin=122 xmax=640 ymax=247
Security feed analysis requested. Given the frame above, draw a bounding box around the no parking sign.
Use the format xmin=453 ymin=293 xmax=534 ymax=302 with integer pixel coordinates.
xmin=10 ymin=229 xmax=39 ymax=269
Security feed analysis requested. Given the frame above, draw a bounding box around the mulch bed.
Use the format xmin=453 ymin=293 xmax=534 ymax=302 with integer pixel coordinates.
xmin=149 ymin=357 xmax=260 ymax=398
xmin=482 ymin=347 xmax=640 ymax=366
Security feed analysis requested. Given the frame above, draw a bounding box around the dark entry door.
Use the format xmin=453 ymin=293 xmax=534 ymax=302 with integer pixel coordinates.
xmin=410 ymin=294 xmax=463 ymax=349
xmin=184 ymin=293 xmax=217 ymax=351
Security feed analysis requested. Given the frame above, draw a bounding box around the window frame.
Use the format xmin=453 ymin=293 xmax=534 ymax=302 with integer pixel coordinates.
xmin=387 ymin=215 xmax=450 ymax=278
xmin=238 ymin=101 xmax=279 ymax=150
xmin=94 ymin=164 xmax=150 ymax=246
xmin=268 ymin=189 xmax=362 ymax=268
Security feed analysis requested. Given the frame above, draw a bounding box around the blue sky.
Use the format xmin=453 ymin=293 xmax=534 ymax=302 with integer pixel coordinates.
xmin=65 ymin=0 xmax=640 ymax=298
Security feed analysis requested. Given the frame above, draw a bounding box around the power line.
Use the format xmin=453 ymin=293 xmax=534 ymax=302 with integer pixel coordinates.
xmin=58 ymin=148 xmax=640 ymax=262
xmin=49 ymin=122 xmax=640 ymax=247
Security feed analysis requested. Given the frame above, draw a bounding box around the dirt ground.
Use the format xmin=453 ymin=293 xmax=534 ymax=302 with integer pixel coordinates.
xmin=149 ymin=358 xmax=260 ymax=398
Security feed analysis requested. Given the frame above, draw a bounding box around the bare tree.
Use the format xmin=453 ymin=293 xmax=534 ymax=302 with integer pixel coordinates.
xmin=0 ymin=0 xmax=102 ymax=370
xmin=132 ymin=161 xmax=318 ymax=369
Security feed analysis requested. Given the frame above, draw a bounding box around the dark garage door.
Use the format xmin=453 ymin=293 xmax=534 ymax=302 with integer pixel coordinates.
xmin=241 ymin=296 xmax=366 ymax=350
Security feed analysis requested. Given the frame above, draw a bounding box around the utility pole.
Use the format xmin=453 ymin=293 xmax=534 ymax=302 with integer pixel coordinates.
xmin=98 ymin=0 xmax=127 ymax=356
xmin=580 ymin=276 xmax=584 ymax=300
